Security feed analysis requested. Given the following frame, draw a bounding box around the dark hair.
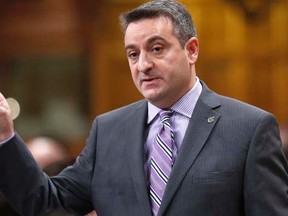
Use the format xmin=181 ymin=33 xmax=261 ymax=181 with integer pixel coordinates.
xmin=119 ymin=0 xmax=197 ymax=47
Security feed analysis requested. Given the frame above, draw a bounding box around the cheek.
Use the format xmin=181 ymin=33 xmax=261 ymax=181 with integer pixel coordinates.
xmin=130 ymin=69 xmax=139 ymax=86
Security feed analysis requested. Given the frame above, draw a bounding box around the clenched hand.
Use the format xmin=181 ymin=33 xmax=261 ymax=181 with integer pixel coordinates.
xmin=0 ymin=92 xmax=14 ymax=142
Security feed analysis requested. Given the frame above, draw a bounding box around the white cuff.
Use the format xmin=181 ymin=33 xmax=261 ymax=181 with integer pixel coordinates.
xmin=0 ymin=133 xmax=15 ymax=146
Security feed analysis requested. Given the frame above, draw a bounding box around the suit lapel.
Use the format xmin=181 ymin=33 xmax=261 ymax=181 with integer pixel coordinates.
xmin=158 ymin=84 xmax=221 ymax=215
xmin=125 ymin=101 xmax=152 ymax=216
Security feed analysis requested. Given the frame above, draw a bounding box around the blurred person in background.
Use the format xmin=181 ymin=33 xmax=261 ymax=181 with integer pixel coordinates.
xmin=27 ymin=136 xmax=97 ymax=216
xmin=26 ymin=136 xmax=73 ymax=173
xmin=27 ymin=137 xmax=97 ymax=216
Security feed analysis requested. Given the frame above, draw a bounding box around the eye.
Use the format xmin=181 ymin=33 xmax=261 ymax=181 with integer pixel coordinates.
xmin=152 ymin=46 xmax=163 ymax=53
xmin=127 ymin=51 xmax=139 ymax=60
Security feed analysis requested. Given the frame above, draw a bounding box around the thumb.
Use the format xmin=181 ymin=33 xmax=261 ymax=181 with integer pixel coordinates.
xmin=0 ymin=92 xmax=11 ymax=111
xmin=0 ymin=92 xmax=14 ymax=141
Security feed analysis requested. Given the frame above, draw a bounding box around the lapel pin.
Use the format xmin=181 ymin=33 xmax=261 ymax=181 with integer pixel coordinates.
xmin=207 ymin=116 xmax=215 ymax=124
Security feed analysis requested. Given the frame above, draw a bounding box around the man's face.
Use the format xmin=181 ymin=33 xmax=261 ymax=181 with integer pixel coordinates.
xmin=124 ymin=16 xmax=198 ymax=108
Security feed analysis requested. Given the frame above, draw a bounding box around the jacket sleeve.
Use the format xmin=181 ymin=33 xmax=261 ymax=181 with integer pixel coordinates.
xmin=0 ymin=119 xmax=99 ymax=216
xmin=244 ymin=113 xmax=288 ymax=215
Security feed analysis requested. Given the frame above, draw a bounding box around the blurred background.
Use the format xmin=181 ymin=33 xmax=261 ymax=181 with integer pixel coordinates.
xmin=0 ymin=0 xmax=288 ymax=157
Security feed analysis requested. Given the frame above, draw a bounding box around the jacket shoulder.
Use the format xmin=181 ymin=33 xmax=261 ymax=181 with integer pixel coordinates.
xmin=95 ymin=100 xmax=147 ymax=122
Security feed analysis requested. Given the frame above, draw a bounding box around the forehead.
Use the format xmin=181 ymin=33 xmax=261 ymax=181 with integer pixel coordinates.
xmin=124 ymin=16 xmax=174 ymax=46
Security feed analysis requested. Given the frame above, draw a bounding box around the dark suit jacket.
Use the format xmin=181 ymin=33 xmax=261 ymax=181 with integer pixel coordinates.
xmin=1 ymin=82 xmax=288 ymax=216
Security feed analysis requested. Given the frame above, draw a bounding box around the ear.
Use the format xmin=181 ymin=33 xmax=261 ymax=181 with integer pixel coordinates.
xmin=185 ymin=37 xmax=199 ymax=64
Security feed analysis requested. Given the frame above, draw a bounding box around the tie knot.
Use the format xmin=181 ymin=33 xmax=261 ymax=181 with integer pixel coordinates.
xmin=159 ymin=109 xmax=173 ymax=123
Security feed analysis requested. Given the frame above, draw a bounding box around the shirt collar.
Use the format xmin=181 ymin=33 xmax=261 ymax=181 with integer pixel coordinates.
xmin=147 ymin=77 xmax=202 ymax=123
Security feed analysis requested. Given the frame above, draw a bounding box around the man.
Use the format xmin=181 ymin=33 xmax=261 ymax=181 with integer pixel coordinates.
xmin=0 ymin=0 xmax=288 ymax=215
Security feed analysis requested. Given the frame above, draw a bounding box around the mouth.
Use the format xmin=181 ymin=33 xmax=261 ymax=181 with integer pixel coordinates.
xmin=141 ymin=77 xmax=160 ymax=85
xmin=143 ymin=77 xmax=155 ymax=82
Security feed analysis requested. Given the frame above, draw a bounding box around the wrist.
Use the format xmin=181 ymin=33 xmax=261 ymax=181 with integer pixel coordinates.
xmin=0 ymin=132 xmax=15 ymax=143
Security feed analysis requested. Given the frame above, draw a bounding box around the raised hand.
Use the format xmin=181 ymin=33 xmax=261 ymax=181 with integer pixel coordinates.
xmin=0 ymin=92 xmax=14 ymax=142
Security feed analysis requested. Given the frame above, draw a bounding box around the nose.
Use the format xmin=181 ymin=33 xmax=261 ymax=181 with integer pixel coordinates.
xmin=137 ymin=52 xmax=153 ymax=73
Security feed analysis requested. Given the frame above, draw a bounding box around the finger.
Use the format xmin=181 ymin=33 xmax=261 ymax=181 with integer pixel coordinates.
xmin=0 ymin=92 xmax=9 ymax=110
xmin=0 ymin=92 xmax=4 ymax=104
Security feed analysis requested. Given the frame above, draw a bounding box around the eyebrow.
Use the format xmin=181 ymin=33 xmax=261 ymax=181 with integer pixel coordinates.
xmin=147 ymin=35 xmax=167 ymax=44
xmin=125 ymin=35 xmax=168 ymax=51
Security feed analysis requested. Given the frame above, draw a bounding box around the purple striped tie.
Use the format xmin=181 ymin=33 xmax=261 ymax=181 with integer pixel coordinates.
xmin=149 ymin=109 xmax=174 ymax=216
